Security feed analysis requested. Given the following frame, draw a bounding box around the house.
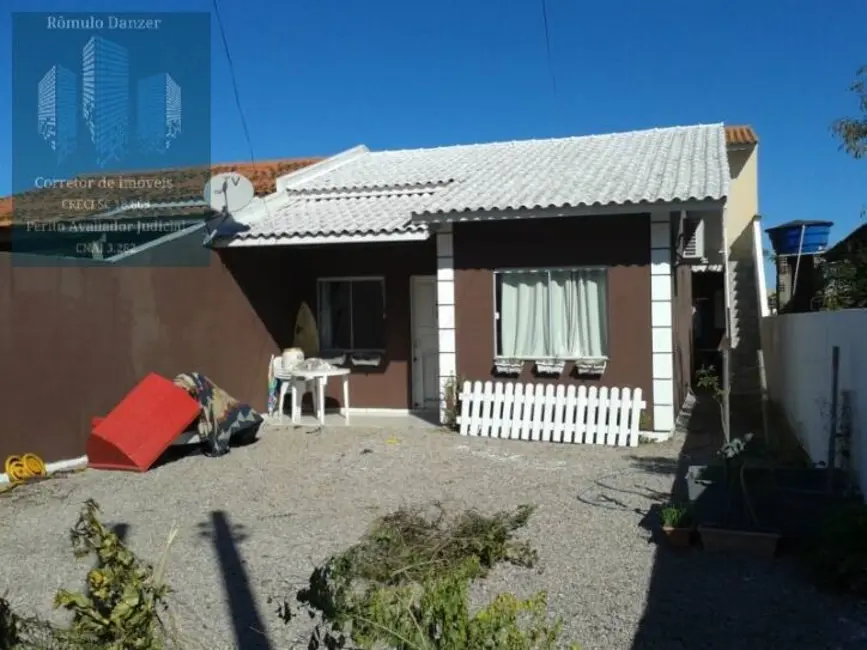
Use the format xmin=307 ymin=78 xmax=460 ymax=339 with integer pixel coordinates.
xmin=818 ymin=222 xmax=867 ymax=309
xmin=205 ymin=123 xmax=756 ymax=439
xmin=824 ymin=222 xmax=867 ymax=263
xmin=684 ymin=125 xmax=761 ymax=397
xmin=719 ymin=126 xmax=761 ymax=397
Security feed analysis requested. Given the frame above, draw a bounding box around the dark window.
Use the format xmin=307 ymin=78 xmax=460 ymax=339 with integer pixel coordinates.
xmin=318 ymin=278 xmax=386 ymax=351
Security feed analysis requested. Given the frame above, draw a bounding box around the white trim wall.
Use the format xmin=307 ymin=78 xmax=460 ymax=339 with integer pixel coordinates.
xmin=435 ymin=225 xmax=457 ymax=424
xmin=650 ymin=211 xmax=675 ymax=438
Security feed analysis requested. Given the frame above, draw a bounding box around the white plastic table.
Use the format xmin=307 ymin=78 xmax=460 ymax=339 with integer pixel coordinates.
xmin=274 ymin=366 xmax=351 ymax=426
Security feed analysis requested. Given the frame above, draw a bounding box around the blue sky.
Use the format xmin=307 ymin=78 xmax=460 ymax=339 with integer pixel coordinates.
xmin=1 ymin=0 xmax=865 ymax=282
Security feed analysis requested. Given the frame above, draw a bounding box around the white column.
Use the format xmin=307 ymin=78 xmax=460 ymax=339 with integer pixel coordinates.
xmin=650 ymin=211 xmax=675 ymax=437
xmin=436 ymin=224 xmax=457 ymax=424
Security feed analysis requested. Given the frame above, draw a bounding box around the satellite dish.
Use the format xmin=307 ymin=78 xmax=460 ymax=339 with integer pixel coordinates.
xmin=203 ymin=172 xmax=256 ymax=214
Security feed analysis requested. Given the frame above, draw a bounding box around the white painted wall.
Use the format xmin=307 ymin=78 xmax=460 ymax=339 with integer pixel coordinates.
xmin=650 ymin=211 xmax=675 ymax=437
xmin=761 ymin=309 xmax=867 ymax=496
xmin=435 ymin=225 xmax=457 ymax=424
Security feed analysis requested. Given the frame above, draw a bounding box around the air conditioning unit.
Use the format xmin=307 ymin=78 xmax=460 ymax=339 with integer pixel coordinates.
xmin=682 ymin=216 xmax=705 ymax=260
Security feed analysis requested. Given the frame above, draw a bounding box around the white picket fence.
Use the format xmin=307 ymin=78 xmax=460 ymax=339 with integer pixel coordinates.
xmin=457 ymin=381 xmax=645 ymax=447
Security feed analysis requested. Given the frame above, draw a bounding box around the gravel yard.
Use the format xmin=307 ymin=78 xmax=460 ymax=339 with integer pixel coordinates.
xmin=2 ymin=424 xmax=866 ymax=650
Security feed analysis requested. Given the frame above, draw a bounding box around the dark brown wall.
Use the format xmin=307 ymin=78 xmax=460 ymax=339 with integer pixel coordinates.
xmin=672 ymin=262 xmax=693 ymax=411
xmin=220 ymin=239 xmax=436 ymax=410
xmin=0 ymin=230 xmax=277 ymax=463
xmin=452 ymin=215 xmax=653 ymax=418
xmin=0 ymin=235 xmax=437 ymax=463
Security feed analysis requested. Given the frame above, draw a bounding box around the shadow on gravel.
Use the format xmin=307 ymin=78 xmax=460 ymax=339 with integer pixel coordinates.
xmin=203 ymin=511 xmax=274 ymax=650
xmin=626 ymin=456 xmax=679 ymax=476
xmin=110 ymin=522 xmax=129 ymax=544
xmin=629 ymin=394 xmax=867 ymax=650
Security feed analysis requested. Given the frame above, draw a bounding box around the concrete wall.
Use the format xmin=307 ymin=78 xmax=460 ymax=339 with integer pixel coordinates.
xmin=0 ymin=231 xmax=277 ymax=463
xmin=0 ymin=233 xmax=440 ymax=463
xmin=762 ymin=309 xmax=867 ymax=496
xmin=726 ymin=145 xmax=763 ymax=396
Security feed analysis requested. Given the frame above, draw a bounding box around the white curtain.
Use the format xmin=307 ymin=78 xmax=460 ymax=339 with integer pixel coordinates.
xmin=499 ymin=269 xmax=607 ymax=358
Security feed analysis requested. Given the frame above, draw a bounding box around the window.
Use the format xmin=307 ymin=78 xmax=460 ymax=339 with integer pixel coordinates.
xmin=682 ymin=216 xmax=706 ymax=260
xmin=318 ymin=278 xmax=386 ymax=351
xmin=494 ymin=268 xmax=608 ymax=359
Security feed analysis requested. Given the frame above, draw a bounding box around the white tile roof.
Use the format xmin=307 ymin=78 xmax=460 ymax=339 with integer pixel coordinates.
xmin=234 ymin=123 xmax=730 ymax=242
xmin=239 ymin=190 xmax=431 ymax=241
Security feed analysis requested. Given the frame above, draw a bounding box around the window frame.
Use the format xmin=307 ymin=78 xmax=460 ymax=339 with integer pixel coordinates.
xmin=316 ymin=275 xmax=387 ymax=353
xmin=492 ymin=266 xmax=610 ymax=361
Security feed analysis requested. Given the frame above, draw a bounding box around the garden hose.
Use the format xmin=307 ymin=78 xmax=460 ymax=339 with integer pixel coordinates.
xmin=4 ymin=453 xmax=47 ymax=484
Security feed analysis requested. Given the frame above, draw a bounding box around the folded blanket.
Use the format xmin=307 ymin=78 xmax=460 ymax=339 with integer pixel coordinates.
xmin=173 ymin=372 xmax=263 ymax=457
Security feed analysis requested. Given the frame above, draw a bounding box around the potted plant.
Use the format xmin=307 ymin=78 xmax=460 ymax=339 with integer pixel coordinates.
xmin=696 ymin=434 xmax=781 ymax=558
xmin=660 ymin=502 xmax=694 ymax=548
xmin=685 ymin=365 xmax=728 ymax=503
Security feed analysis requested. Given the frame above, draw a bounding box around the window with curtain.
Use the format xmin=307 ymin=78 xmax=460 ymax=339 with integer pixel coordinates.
xmin=318 ymin=278 xmax=386 ymax=351
xmin=495 ymin=268 xmax=609 ymax=359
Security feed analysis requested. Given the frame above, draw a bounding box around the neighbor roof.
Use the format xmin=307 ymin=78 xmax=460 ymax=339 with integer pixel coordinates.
xmin=725 ymin=125 xmax=758 ymax=146
xmin=825 ymin=223 xmax=867 ymax=262
xmin=0 ymin=158 xmax=322 ymax=228
xmin=232 ymin=123 xmax=731 ymax=244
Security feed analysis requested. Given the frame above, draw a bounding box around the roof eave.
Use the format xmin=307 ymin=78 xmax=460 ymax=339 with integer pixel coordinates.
xmin=411 ymin=198 xmax=728 ymax=224
xmin=216 ymin=228 xmax=431 ymax=248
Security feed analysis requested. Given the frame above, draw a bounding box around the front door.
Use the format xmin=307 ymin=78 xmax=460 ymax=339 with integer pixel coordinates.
xmin=411 ymin=275 xmax=440 ymax=410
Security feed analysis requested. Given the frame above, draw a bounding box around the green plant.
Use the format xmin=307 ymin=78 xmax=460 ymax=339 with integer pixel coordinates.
xmin=638 ymin=411 xmax=652 ymax=432
xmin=696 ymin=364 xmax=729 ymax=442
xmin=832 ymin=64 xmax=867 ymax=160
xmin=442 ymin=375 xmax=465 ymax=431
xmin=819 ymin=246 xmax=867 ymax=310
xmin=53 ymin=499 xmax=176 ymax=650
xmin=803 ymin=501 xmax=867 ymax=596
xmin=716 ymin=432 xmax=755 ymax=461
xmin=660 ymin=503 xmax=693 ymax=529
xmin=714 ymin=433 xmax=771 ymax=528
xmin=0 ymin=500 xmax=179 ymax=650
xmin=285 ymin=504 xmax=580 ymax=649
xmin=0 ymin=596 xmax=22 ymax=649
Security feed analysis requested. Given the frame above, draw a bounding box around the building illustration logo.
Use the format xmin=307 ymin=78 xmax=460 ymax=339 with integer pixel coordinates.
xmin=137 ymin=72 xmax=182 ymax=155
xmin=37 ymin=34 xmax=183 ymax=167
xmin=37 ymin=64 xmax=78 ymax=163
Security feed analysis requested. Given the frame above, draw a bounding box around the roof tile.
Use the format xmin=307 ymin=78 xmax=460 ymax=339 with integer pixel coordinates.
xmin=725 ymin=125 xmax=758 ymax=146
xmin=235 ymin=123 xmax=731 ymax=242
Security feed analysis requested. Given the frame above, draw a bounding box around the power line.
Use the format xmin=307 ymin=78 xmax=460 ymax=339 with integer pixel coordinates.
xmin=539 ymin=0 xmax=558 ymax=101
xmin=212 ymin=0 xmax=256 ymax=165
xmin=539 ymin=0 xmax=565 ymax=132
xmin=209 ymin=0 xmax=273 ymax=232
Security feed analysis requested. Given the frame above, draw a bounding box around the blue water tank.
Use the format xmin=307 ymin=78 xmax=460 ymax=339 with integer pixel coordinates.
xmin=766 ymin=220 xmax=833 ymax=256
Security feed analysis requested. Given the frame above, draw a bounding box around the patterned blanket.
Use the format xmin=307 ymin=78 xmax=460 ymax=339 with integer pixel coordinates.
xmin=173 ymin=372 xmax=263 ymax=457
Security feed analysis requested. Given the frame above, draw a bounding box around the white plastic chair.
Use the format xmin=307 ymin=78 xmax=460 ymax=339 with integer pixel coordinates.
xmin=271 ymin=355 xmax=319 ymax=423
